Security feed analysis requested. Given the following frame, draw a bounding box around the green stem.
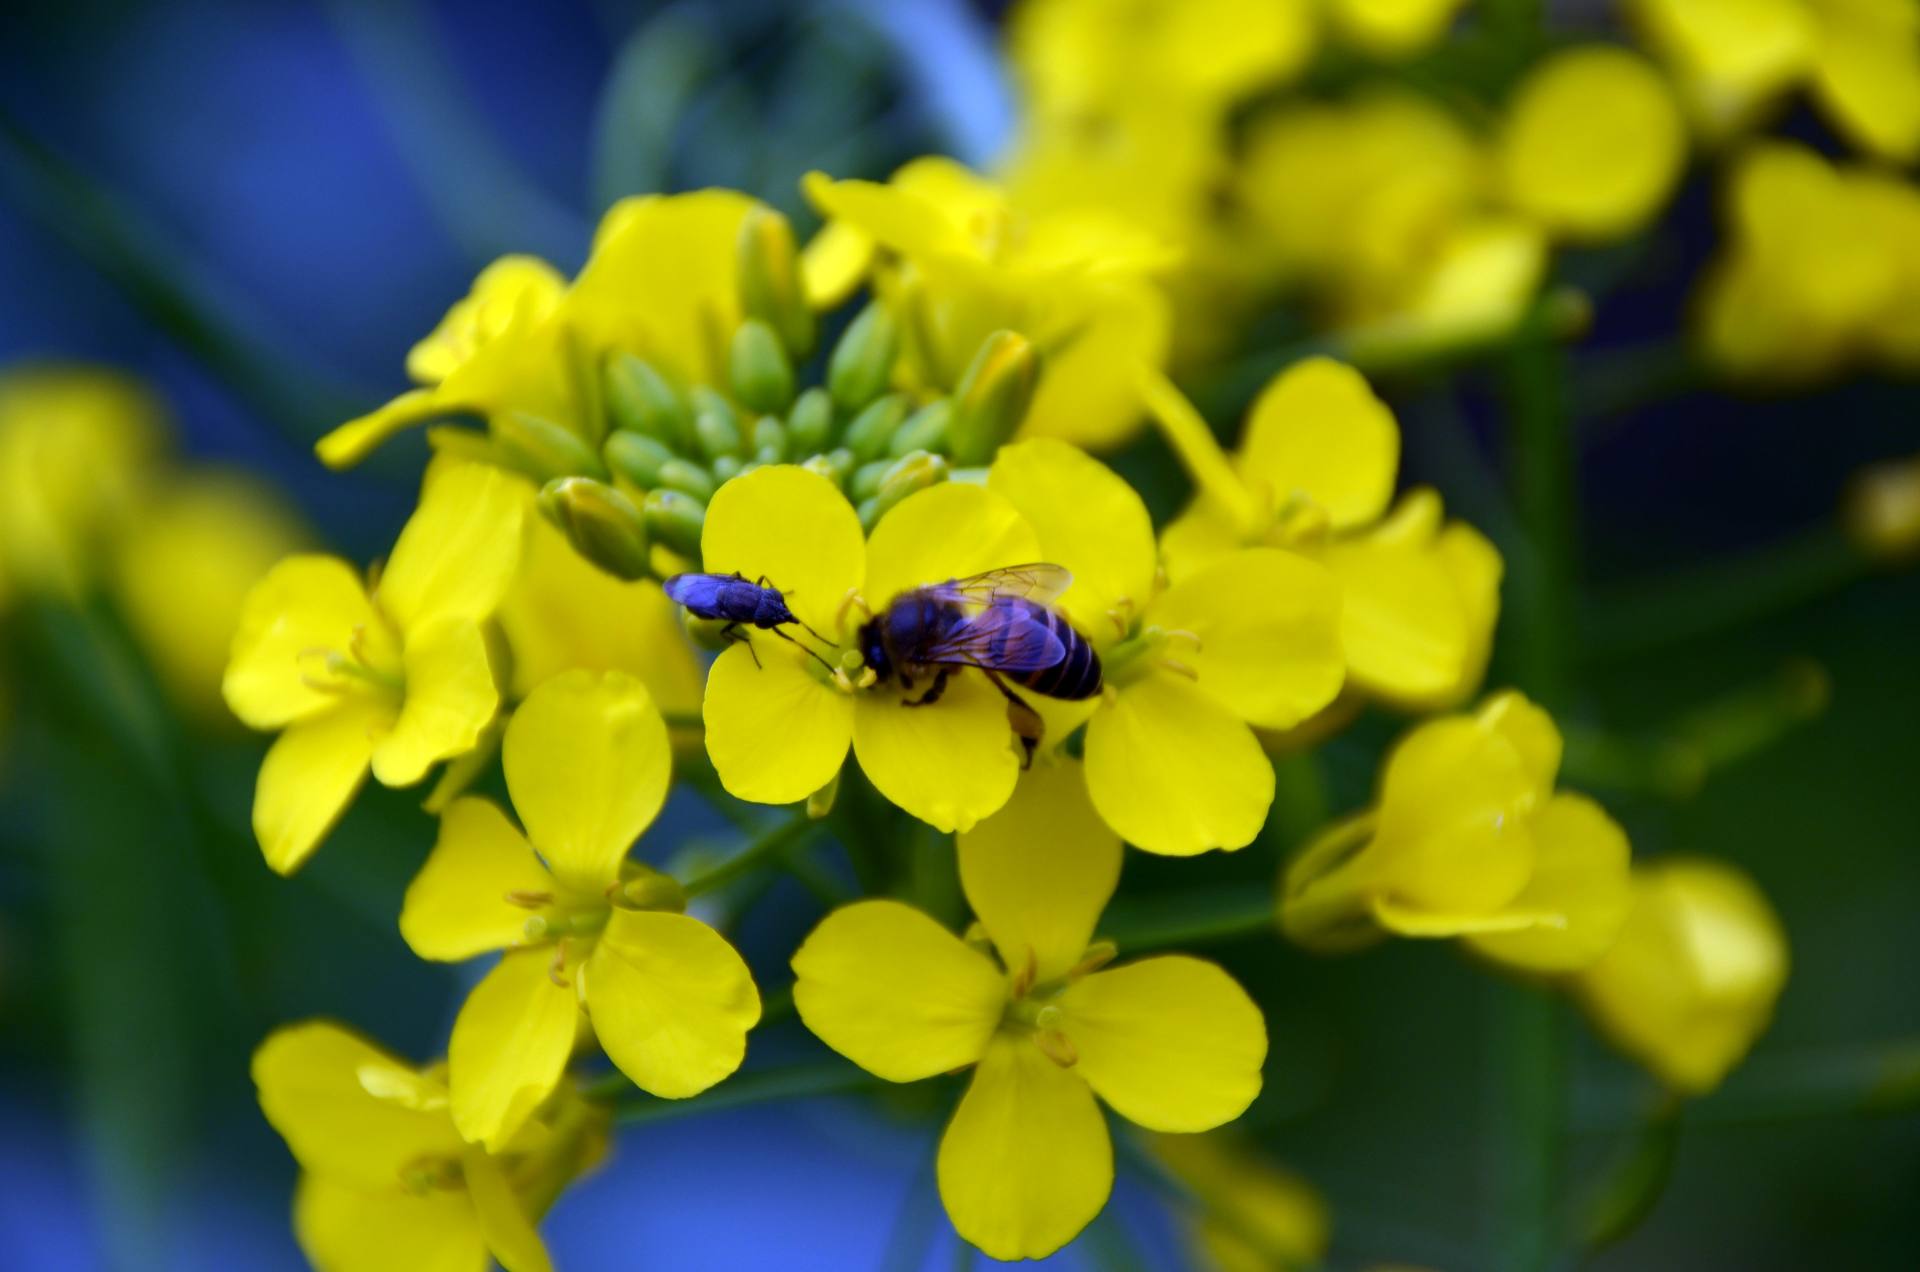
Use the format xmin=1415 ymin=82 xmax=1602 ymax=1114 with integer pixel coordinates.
xmin=1487 ymin=985 xmax=1566 ymax=1271
xmin=1100 ymin=883 xmax=1275 ymax=952
xmin=681 ymin=814 xmax=820 ymax=897
xmin=600 ymin=1060 xmax=885 ymax=1124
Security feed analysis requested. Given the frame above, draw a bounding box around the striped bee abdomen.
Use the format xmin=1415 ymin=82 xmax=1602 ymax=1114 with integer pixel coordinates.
xmin=1009 ymin=600 xmax=1103 ymax=700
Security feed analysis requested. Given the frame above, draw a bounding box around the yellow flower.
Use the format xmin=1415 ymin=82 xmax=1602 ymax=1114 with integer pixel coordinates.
xmin=1698 ymin=141 xmax=1920 ymax=383
xmin=400 ymin=669 xmax=759 ymax=1150
xmin=1153 ymin=1134 xmax=1330 ymax=1272
xmin=1498 ymin=46 xmax=1688 ymax=244
xmin=253 ymin=1019 xmax=606 ymax=1272
xmin=113 ymin=471 xmax=310 ymax=723
xmin=791 ymin=762 xmax=1267 ymax=1260
xmin=1281 ymin=690 xmax=1634 ymax=972
xmin=224 ymin=461 xmax=526 ymax=873
xmin=696 ymin=464 xmax=1046 ymax=833
xmin=496 ymin=496 xmax=703 ymax=722
xmin=1630 ymin=0 xmax=1920 ymax=162
xmin=985 ymin=437 xmax=1345 ymax=854
xmin=318 ymin=192 xmax=756 ymax=469
xmin=1323 ymin=0 xmax=1468 ymax=61
xmin=1150 ymin=359 xmax=1501 ymax=712
xmin=802 ymin=159 xmax=1172 ymax=448
xmin=1572 ymin=858 xmax=1789 ymax=1094
xmin=0 ymin=364 xmax=163 ymax=602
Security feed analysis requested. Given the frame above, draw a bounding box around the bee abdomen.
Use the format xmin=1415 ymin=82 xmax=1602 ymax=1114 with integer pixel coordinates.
xmin=1019 ymin=606 xmax=1102 ymax=700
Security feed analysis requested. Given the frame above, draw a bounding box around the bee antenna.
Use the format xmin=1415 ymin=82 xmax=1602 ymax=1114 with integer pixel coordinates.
xmin=772 ymin=626 xmax=840 ymax=673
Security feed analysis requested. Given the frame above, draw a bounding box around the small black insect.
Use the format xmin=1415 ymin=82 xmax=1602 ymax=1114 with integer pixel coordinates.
xmin=663 ymin=572 xmax=830 ymax=667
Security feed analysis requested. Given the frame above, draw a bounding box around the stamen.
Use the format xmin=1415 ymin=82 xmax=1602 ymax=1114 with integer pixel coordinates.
xmin=505 ymin=890 xmax=552 ymax=910
xmin=1034 ymin=1028 xmax=1078 ymax=1069
xmin=1160 ymin=658 xmax=1199 ymax=680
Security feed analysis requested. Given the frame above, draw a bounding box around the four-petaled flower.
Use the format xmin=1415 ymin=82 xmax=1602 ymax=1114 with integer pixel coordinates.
xmin=792 ymin=761 xmax=1268 ymax=1260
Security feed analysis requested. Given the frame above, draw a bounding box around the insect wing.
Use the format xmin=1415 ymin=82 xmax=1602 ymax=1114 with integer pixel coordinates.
xmin=917 ymin=563 xmax=1072 ymax=610
xmin=662 ymin=573 xmax=728 ymax=615
xmin=917 ymin=603 xmax=1068 ymax=672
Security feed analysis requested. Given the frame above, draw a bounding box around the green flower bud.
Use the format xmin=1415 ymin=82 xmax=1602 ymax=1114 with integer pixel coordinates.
xmin=711 ymin=455 xmax=744 ymax=484
xmin=737 ymin=205 xmax=816 ymax=359
xmin=750 ymin=414 xmax=789 ymax=463
xmin=841 ymin=392 xmax=908 ymax=464
xmin=692 ymin=388 xmax=745 ymax=462
xmin=537 ymin=476 xmax=651 ymax=580
xmin=786 ymin=387 xmax=834 ymax=456
xmin=643 ymin=488 xmax=706 ymax=559
xmin=656 ymin=458 xmax=717 ymax=502
xmin=828 ymin=302 xmax=898 ymax=413
xmin=857 ymin=451 xmax=949 ymax=531
xmin=730 ymin=319 xmax=796 ymax=414
xmin=603 ymin=431 xmax=677 ymax=488
xmin=947 ymin=330 xmax=1039 ymax=465
xmin=850 ymin=458 xmax=894 ymax=501
xmin=605 ymin=352 xmax=692 ymax=449
xmin=888 ymin=399 xmax=951 ymax=458
xmin=495 ymin=411 xmax=607 ymax=482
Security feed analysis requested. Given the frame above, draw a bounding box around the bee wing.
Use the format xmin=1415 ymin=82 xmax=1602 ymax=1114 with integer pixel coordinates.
xmin=662 ymin=573 xmax=726 ymax=612
xmin=917 ymin=604 xmax=1069 ymax=673
xmin=916 ymin=564 xmax=1072 ymax=609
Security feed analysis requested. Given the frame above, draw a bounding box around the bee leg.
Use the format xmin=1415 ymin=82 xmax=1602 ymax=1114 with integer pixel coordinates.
xmin=905 ymin=668 xmax=949 ymax=707
xmin=984 ymin=671 xmax=1044 ymax=769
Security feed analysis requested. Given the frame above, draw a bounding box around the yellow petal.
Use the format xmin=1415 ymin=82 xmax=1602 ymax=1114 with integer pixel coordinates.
xmin=503 ymin=669 xmax=670 ymax=893
xmin=1811 ymin=1 xmax=1920 ymax=163
xmin=371 ymin=617 xmax=500 ymax=788
xmin=584 ymin=909 xmax=760 ymax=1099
xmin=499 ymin=514 xmax=702 ymax=714
xmin=253 ymin=1021 xmax=465 ymax=1188
xmin=791 ymin=900 xmax=1005 ymax=1082
xmin=703 ymin=640 xmax=853 ymax=806
xmin=1135 ymin=365 xmax=1261 ymax=533
xmin=224 ymin=555 xmax=379 ymax=730
xmin=316 ymin=387 xmax=454 ymax=472
xmin=1467 ymin=793 xmax=1634 ymax=973
xmin=1061 ymin=955 xmax=1266 ymax=1132
xmin=463 ymin=1147 xmax=554 ymax=1272
xmin=1574 ymin=859 xmax=1789 ymax=1094
xmin=1499 ymin=46 xmax=1686 ymax=242
xmin=1238 ymin=358 xmax=1399 ymax=531
xmin=957 ymin=761 xmax=1121 ymax=983
xmin=1083 ymin=672 xmax=1274 ymax=856
xmin=800 ymin=219 xmax=875 ymax=310
xmin=568 ymin=191 xmax=756 ymax=386
xmin=293 ymin=1174 xmax=487 ymax=1272
xmin=1319 ymin=528 xmax=1471 ymax=704
xmin=378 ymin=462 xmax=528 ymax=632
xmin=861 ymin=482 xmax=1039 ymax=614
xmin=1148 ymin=548 xmax=1346 ymax=730
xmin=986 ymin=438 xmax=1156 ymax=635
xmin=936 ymin=1033 xmax=1112 ymax=1262
xmin=1328 ymin=0 xmax=1467 ymax=59
xmin=408 ymin=256 xmax=567 ymax=386
xmin=851 ymin=670 xmax=1022 ymax=833
xmin=803 ymin=168 xmax=977 ymax=262
xmin=449 ymin=949 xmax=580 ymax=1151
xmin=401 ymin=798 xmax=550 ymax=962
xmin=1433 ymin=517 xmax=1503 ymax=707
xmin=1158 ymin=494 xmax=1250 ymax=585
xmin=1018 ymin=281 xmax=1169 ymax=449
xmin=254 ymin=696 xmax=389 ymax=875
xmin=1477 ymin=689 xmax=1562 ymax=793
xmin=701 ymin=465 xmax=865 ymax=639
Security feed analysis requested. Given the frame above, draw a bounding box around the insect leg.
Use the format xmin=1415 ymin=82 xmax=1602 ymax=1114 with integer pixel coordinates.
xmin=770 ymin=626 xmax=840 ymax=673
xmin=984 ymin=670 xmax=1045 ymax=769
xmin=721 ymin=622 xmax=762 ymax=669
xmin=905 ymin=668 xmax=949 ymax=707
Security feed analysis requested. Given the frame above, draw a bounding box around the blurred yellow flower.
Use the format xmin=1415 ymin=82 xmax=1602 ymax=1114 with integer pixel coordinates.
xmin=792 ymin=762 xmax=1266 ymax=1260
xmin=802 ymin=160 xmax=1172 ymax=448
xmin=319 ymin=192 xmax=756 ymax=469
xmin=1498 ymin=45 xmax=1688 ymax=243
xmin=254 ymin=1019 xmax=605 ymax=1272
xmin=1151 ymin=359 xmax=1501 ymax=712
xmin=1630 ymin=0 xmax=1920 ymax=162
xmin=113 ymin=471 xmax=310 ymax=723
xmin=1282 ymin=690 xmax=1634 ymax=972
xmin=1698 ymin=141 xmax=1920 ymax=383
xmin=1154 ymin=1134 xmax=1331 ymax=1272
xmin=1325 ymin=0 xmax=1469 ymax=61
xmin=0 ymin=365 xmax=162 ymax=602
xmin=1573 ymin=858 xmax=1789 ymax=1094
xmin=986 ymin=437 xmax=1346 ymax=854
xmin=1844 ymin=451 xmax=1920 ymax=561
xmin=695 ymin=465 xmax=1043 ymax=833
xmin=400 ymin=670 xmax=759 ymax=1150
xmin=224 ymin=461 xmax=525 ymax=873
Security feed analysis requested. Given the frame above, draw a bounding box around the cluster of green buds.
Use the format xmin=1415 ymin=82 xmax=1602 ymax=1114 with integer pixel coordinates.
xmin=524 ymin=205 xmax=1041 ymax=582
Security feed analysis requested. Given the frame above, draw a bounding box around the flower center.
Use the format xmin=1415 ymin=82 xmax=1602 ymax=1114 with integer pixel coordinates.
xmin=1102 ymin=624 xmax=1203 ymax=687
xmin=297 ymin=622 xmax=404 ymax=698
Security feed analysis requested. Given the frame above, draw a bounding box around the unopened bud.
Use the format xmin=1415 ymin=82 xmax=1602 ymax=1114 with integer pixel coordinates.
xmin=655 ymin=458 xmax=716 ymax=502
xmin=860 ymin=451 xmax=948 ymax=529
xmin=786 ymin=387 xmax=833 ymax=455
xmin=603 ymin=430 xmax=676 ymax=488
xmin=643 ymin=488 xmax=707 ymax=559
xmin=750 ymin=414 xmax=789 ymax=464
xmin=806 ymin=770 xmax=840 ymax=820
xmin=538 ymin=476 xmax=651 ymax=580
xmin=692 ymin=387 xmax=745 ymax=461
xmin=605 ymin=352 xmax=693 ymax=449
xmin=948 ymin=331 xmax=1038 ymax=464
xmin=495 ymin=411 xmax=607 ymax=482
xmin=801 ymin=448 xmax=851 ymax=488
xmin=711 ymin=455 xmax=743 ymax=484
xmin=841 ymin=392 xmax=908 ymax=463
xmin=1845 ymin=453 xmax=1920 ymax=563
xmin=827 ymin=302 xmax=898 ymax=412
xmin=737 ymin=205 xmax=816 ymax=358
xmin=730 ymin=319 xmax=796 ymax=414
xmin=619 ymin=866 xmax=687 ymax=913
xmin=850 ymin=458 xmax=893 ymax=502
xmin=888 ymin=399 xmax=951 ymax=458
